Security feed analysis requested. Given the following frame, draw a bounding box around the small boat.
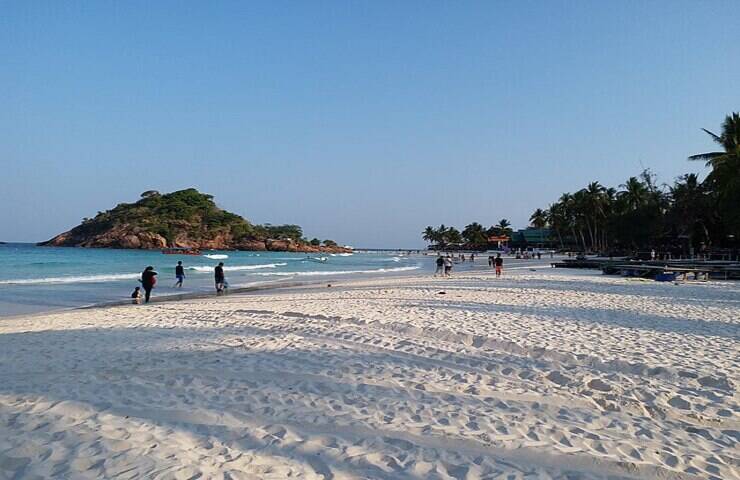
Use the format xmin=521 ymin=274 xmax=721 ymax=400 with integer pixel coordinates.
xmin=203 ymin=254 xmax=229 ymax=260
xmin=162 ymin=247 xmax=202 ymax=255
xmin=304 ymin=256 xmax=328 ymax=263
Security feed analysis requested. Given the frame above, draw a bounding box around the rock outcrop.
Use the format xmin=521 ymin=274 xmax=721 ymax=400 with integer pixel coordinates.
xmin=39 ymin=189 xmax=351 ymax=254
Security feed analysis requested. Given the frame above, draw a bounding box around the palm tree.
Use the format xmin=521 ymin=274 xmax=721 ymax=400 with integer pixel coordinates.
xmin=529 ymin=209 xmax=547 ymax=229
xmin=688 ymin=112 xmax=740 ymax=170
xmin=496 ymin=218 xmax=512 ymax=233
xmin=689 ymin=112 xmax=740 ymax=235
xmin=422 ymin=226 xmax=436 ymax=245
xmin=619 ymin=177 xmax=649 ymax=211
xmin=669 ymin=174 xmax=711 ymax=247
xmin=445 ymin=227 xmax=463 ymax=245
xmin=581 ymin=182 xmax=607 ymax=251
xmin=462 ymin=222 xmax=487 ymax=247
xmin=546 ymin=203 xmax=567 ymax=248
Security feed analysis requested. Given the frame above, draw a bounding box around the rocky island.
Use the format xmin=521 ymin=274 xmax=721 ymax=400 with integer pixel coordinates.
xmin=39 ymin=189 xmax=351 ymax=253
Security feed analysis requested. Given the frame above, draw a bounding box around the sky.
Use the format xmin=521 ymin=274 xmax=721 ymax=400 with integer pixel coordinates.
xmin=1 ymin=1 xmax=738 ymax=248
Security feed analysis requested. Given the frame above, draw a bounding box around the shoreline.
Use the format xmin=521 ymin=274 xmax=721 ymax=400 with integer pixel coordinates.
xmin=0 ymin=260 xmax=563 ymax=321
xmin=0 ymin=268 xmax=438 ymax=321
xmin=0 ymin=246 xmax=434 ymax=319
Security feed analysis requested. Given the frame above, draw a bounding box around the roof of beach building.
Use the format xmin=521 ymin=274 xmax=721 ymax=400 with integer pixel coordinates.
xmin=514 ymin=228 xmax=553 ymax=243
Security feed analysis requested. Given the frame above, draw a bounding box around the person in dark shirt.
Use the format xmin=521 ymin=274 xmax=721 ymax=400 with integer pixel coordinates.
xmin=494 ymin=254 xmax=503 ymax=278
xmin=140 ymin=266 xmax=157 ymax=302
xmin=174 ymin=261 xmax=185 ymax=288
xmin=215 ymin=262 xmax=225 ymax=294
xmin=435 ymin=255 xmax=444 ymax=276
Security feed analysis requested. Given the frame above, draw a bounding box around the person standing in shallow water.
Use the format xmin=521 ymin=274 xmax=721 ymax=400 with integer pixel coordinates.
xmin=174 ymin=261 xmax=185 ymax=288
xmin=214 ymin=262 xmax=226 ymax=294
xmin=494 ymin=253 xmax=503 ymax=278
xmin=435 ymin=255 xmax=444 ymax=276
xmin=140 ymin=266 xmax=157 ymax=303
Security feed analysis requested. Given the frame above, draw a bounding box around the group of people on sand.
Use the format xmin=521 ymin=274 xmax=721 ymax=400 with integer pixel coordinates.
xmin=434 ymin=252 xmax=505 ymax=278
xmin=434 ymin=255 xmax=455 ymax=277
xmin=131 ymin=261 xmax=228 ymax=304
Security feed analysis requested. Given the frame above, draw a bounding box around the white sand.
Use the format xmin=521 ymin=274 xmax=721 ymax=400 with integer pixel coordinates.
xmin=0 ymin=268 xmax=738 ymax=479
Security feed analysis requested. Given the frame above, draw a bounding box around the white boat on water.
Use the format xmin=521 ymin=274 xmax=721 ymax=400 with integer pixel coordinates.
xmin=204 ymin=254 xmax=229 ymax=260
xmin=303 ymin=256 xmax=328 ymax=263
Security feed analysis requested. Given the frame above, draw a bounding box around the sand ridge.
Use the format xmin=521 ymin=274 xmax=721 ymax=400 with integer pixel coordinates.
xmin=0 ymin=268 xmax=737 ymax=479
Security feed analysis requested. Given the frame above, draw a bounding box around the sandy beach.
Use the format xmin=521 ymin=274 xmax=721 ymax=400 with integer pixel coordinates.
xmin=0 ymin=267 xmax=737 ymax=479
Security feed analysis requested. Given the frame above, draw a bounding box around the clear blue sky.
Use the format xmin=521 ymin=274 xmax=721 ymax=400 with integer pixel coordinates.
xmin=1 ymin=1 xmax=738 ymax=247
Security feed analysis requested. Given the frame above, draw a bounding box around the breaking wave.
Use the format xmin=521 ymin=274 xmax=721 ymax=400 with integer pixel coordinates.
xmin=252 ymin=265 xmax=421 ymax=277
xmin=187 ymin=263 xmax=287 ymax=272
xmin=0 ymin=273 xmax=142 ymax=285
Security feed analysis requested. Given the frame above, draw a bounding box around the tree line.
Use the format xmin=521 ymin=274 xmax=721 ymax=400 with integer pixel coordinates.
xmin=420 ymin=113 xmax=739 ymax=254
xmin=422 ymin=220 xmax=513 ymax=249
xmin=533 ymin=112 xmax=740 ymax=253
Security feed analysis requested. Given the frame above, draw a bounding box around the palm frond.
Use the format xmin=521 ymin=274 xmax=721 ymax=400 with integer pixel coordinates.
xmin=688 ymin=152 xmax=724 ymax=165
xmin=701 ymin=128 xmax=722 ymax=143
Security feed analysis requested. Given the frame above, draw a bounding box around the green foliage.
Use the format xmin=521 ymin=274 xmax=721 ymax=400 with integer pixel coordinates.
xmin=462 ymin=222 xmax=487 ymax=247
xmin=689 ymin=112 xmax=740 ymax=236
xmin=323 ymin=239 xmax=338 ymax=247
xmin=529 ymin=209 xmax=547 ymax=229
xmin=422 ymin=224 xmax=465 ymax=247
xmin=309 ymin=238 xmax=321 ymax=246
xmin=65 ymin=188 xmax=315 ymax=246
xmin=253 ymin=224 xmax=304 ymax=241
xmin=80 ymin=189 xmax=251 ymax=245
xmin=422 ymin=112 xmax=740 ymax=253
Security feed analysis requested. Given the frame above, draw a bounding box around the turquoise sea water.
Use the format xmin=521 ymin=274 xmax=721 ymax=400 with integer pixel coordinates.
xmin=0 ymin=244 xmax=431 ymax=317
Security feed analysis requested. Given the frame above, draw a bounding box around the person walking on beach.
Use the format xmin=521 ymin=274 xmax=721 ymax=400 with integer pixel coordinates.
xmin=215 ymin=262 xmax=226 ymax=294
xmin=435 ymin=255 xmax=445 ymax=276
xmin=443 ymin=255 xmax=453 ymax=277
xmin=174 ymin=261 xmax=185 ymax=288
xmin=494 ymin=253 xmax=503 ymax=278
xmin=140 ymin=266 xmax=157 ymax=303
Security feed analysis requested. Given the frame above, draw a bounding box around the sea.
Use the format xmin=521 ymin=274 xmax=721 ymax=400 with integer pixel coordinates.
xmin=0 ymin=243 xmax=436 ymax=317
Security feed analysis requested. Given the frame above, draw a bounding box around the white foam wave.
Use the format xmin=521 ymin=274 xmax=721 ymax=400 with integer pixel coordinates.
xmin=0 ymin=273 xmax=141 ymax=285
xmin=203 ymin=254 xmax=229 ymax=260
xmin=0 ymin=263 xmax=414 ymax=286
xmin=252 ymin=266 xmax=420 ymax=277
xmin=187 ymin=263 xmax=287 ymax=272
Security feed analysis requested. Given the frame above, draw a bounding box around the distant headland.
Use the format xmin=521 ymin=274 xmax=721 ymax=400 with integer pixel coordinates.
xmin=39 ymin=189 xmax=351 ymax=253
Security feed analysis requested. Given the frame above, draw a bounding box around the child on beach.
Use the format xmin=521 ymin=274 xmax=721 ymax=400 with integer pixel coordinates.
xmin=494 ymin=253 xmax=503 ymax=278
xmin=131 ymin=286 xmax=142 ymax=304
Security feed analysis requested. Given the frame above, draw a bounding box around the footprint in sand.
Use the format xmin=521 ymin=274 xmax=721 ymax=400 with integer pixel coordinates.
xmin=667 ymin=396 xmax=691 ymax=410
xmin=587 ymin=378 xmax=612 ymax=392
xmin=545 ymin=371 xmax=571 ymax=386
